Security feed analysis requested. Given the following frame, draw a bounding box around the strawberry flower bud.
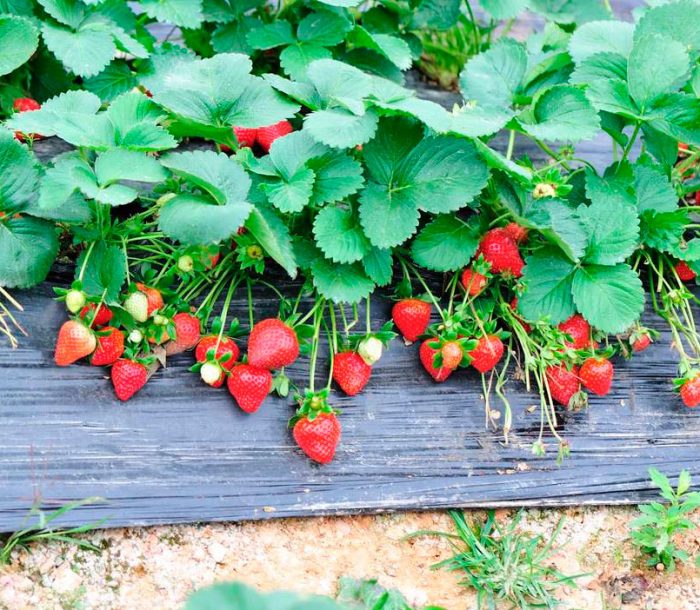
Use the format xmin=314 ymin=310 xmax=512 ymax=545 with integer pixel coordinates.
xmin=65 ymin=289 xmax=87 ymax=314
xmin=358 ymin=336 xmax=383 ymax=365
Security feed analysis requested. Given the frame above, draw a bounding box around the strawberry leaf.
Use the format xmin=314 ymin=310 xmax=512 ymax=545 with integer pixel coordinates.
xmin=347 ymin=26 xmax=412 ymax=70
xmin=634 ymin=0 xmax=700 ymax=50
xmin=83 ymin=60 xmax=137 ymax=101
xmin=362 ymin=247 xmax=393 ymax=287
xmin=568 ymin=20 xmax=634 ymax=65
xmin=307 ymin=151 xmax=364 ymax=206
xmin=279 ymin=43 xmax=332 ymax=81
xmin=247 ymin=20 xmax=294 ymax=50
xmin=313 ymin=205 xmax=371 ymax=264
xmin=0 ymin=216 xmax=59 ymax=289
xmin=75 ymin=240 xmax=126 ymax=302
xmin=519 ymin=248 xmax=576 ymax=325
xmin=310 ymin=257 xmax=375 ymax=304
xmin=0 ymin=128 xmax=39 ymax=214
xmin=297 ymin=9 xmax=351 ymax=46
xmin=41 ymin=20 xmax=116 ymax=77
xmin=139 ymin=0 xmax=203 ymax=28
xmin=0 ymin=14 xmax=39 ymax=77
xmin=244 ymin=202 xmax=297 ymax=279
xmin=479 ymin=0 xmax=528 ymax=20
xmin=211 ymin=17 xmax=263 ymax=54
xmin=411 ymin=215 xmax=480 ymax=272
xmin=572 ymin=264 xmax=644 ymax=334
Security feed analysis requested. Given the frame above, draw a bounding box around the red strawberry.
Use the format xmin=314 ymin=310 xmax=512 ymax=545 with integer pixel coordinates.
xmin=165 ymin=312 xmax=201 ymax=355
xmin=675 ymin=261 xmax=696 ymax=282
xmin=90 ymin=327 xmax=125 ymax=366
xmin=333 ymin=351 xmax=371 ymax=396
xmin=256 ymin=120 xmax=293 ymax=153
xmin=504 ymin=222 xmax=528 ymax=244
xmin=510 ymin=297 xmax=531 ymax=333
xmin=681 ymin=375 xmax=700 ymax=408
xmin=545 ymin=364 xmax=581 ymax=407
xmin=631 ymin=334 xmax=652 ymax=353
xmin=558 ymin=314 xmax=592 ymax=350
xmin=247 ymin=318 xmax=299 ymax=369
xmin=226 ymin=364 xmax=272 ymax=413
xmin=13 ymin=97 xmax=40 ymax=112
xmin=460 ymin=268 xmax=488 ymax=296
xmin=441 ymin=341 xmax=463 ymax=370
xmin=476 ymin=228 xmax=524 ymax=277
xmin=111 ymin=359 xmax=148 ymax=401
xmin=469 ymin=335 xmax=504 ymax=373
xmin=419 ymin=340 xmax=452 ymax=382
xmin=579 ymin=357 xmax=613 ymax=396
xmin=54 ymin=321 xmax=96 ymax=366
xmin=135 ymin=283 xmax=164 ymax=315
xmin=195 ymin=335 xmax=239 ymax=370
xmin=233 ymin=126 xmax=257 ymax=148
xmin=293 ymin=413 xmax=341 ymax=464
xmin=392 ymin=298 xmax=431 ymax=343
xmin=207 ymin=251 xmax=220 ymax=269
xmin=79 ymin=303 xmax=113 ymax=327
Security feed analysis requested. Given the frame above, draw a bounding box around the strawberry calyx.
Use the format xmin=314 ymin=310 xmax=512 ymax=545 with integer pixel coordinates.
xmin=290 ymin=388 xmax=338 ymax=427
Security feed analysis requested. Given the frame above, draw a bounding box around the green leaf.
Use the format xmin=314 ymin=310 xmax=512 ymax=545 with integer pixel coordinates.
xmin=262 ymin=167 xmax=316 ymax=213
xmin=526 ymin=199 xmax=588 ymax=262
xmin=94 ymin=149 xmax=167 ymax=185
xmin=297 ymin=10 xmax=351 ymax=46
xmin=0 ymin=216 xmax=58 ymax=289
xmin=245 ymin=202 xmax=297 ymax=278
xmin=41 ymin=21 xmax=116 ymax=77
xmin=0 ymin=129 xmax=39 ymax=214
xmin=578 ymin=197 xmax=639 ymax=265
xmin=313 ymin=205 xmax=370 ymax=264
xmin=211 ymin=17 xmax=262 ymax=55
xmin=304 ymin=108 xmax=379 ymax=148
xmin=645 ymin=93 xmax=700 ymax=147
xmin=634 ymin=163 xmax=677 ymax=214
xmin=572 ymin=264 xmax=644 ymax=333
xmin=140 ymin=0 xmax=203 ymax=28
xmin=641 ymin=209 xmax=688 ymax=253
xmin=627 ymin=34 xmax=689 ymax=109
xmin=75 ymin=240 xmax=126 ymax=302
xmin=347 ymin=27 xmax=412 ymax=70
xmin=529 ymin=0 xmax=609 ymax=24
xmin=83 ymin=60 xmax=137 ymax=101
xmin=519 ymin=248 xmax=576 ymax=324
xmin=0 ymin=15 xmax=39 ymax=77
xmin=568 ymin=20 xmax=634 ymax=64
xmin=480 ymin=0 xmax=528 ymax=19
xmin=411 ymin=215 xmax=479 ymax=272
xmin=634 ymin=0 xmax=700 ymax=50
xmin=311 ymin=257 xmax=374 ymax=304
xmin=308 ymin=151 xmax=364 ymax=205
xmin=519 ymin=85 xmax=601 ymax=142
xmin=459 ymin=39 xmax=527 ymax=107
xmin=280 ymin=43 xmax=332 ymax=81
xmin=570 ymin=52 xmax=628 ymax=85
xmin=247 ymin=20 xmax=294 ymax=50
xmin=585 ymin=78 xmax=639 ymax=118
xmin=362 ymin=247 xmax=392 ymax=287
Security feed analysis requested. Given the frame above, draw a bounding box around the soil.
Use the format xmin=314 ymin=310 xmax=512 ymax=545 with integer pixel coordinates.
xmin=1 ymin=507 xmax=699 ymax=610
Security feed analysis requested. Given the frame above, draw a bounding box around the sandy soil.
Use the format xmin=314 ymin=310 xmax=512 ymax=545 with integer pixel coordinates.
xmin=1 ymin=507 xmax=699 ymax=610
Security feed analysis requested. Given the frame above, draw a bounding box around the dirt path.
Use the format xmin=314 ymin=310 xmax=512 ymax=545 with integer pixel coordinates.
xmin=1 ymin=507 xmax=699 ymax=609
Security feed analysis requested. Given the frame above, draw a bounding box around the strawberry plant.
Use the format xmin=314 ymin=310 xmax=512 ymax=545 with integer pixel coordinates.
xmin=2 ymin=0 xmax=700 ymax=464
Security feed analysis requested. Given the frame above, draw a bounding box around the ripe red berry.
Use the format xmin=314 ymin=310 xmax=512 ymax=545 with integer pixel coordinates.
xmin=675 ymin=261 xmax=697 ymax=282
xmin=460 ymin=268 xmax=488 ymax=296
xmin=469 ymin=335 xmax=504 ymax=373
xmin=631 ymin=334 xmax=652 ymax=353
xmin=419 ymin=340 xmax=452 ymax=382
xmin=503 ymin=222 xmax=528 ymax=244
xmin=54 ymin=321 xmax=96 ymax=366
xmin=90 ymin=327 xmax=125 ymax=366
xmin=256 ymin=120 xmax=293 ymax=153
xmin=79 ymin=303 xmax=113 ymax=327
xmin=392 ymin=298 xmax=431 ymax=343
xmin=227 ymin=364 xmax=272 ymax=413
xmin=441 ymin=341 xmax=463 ymax=370
xmin=681 ymin=376 xmax=700 ymax=408
xmin=579 ymin=357 xmax=613 ymax=396
xmin=111 ymin=359 xmax=148 ymax=402
xmin=233 ymin=126 xmax=257 ymax=148
xmin=135 ymin=283 xmax=164 ymax=315
xmin=333 ymin=351 xmax=372 ymax=396
xmin=247 ymin=318 xmax=299 ymax=369
xmin=545 ymin=364 xmax=581 ymax=407
xmin=476 ymin=228 xmax=524 ymax=277
xmin=558 ymin=314 xmax=592 ymax=350
xmin=165 ymin=312 xmax=201 ymax=355
xmin=13 ymin=97 xmax=41 ymax=112
xmin=293 ymin=413 xmax=341 ymax=464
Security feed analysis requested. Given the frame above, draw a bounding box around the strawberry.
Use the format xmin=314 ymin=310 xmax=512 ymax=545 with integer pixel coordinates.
xmin=333 ymin=351 xmax=371 ymax=396
xmin=79 ymin=303 xmax=113 ymax=327
xmin=680 ymin=375 xmax=700 ymax=408
xmin=135 ymin=283 xmax=164 ymax=315
xmin=631 ymin=334 xmax=652 ymax=353
xmin=392 ymin=298 xmax=431 ymax=343
xmin=293 ymin=413 xmax=341 ymax=464
xmin=675 ymin=261 xmax=696 ymax=282
xmin=510 ymin=297 xmax=531 ymax=333
xmin=247 ymin=318 xmax=299 ymax=369
xmin=469 ymin=335 xmax=504 ymax=373
xmin=13 ymin=97 xmax=40 ymax=112
xmin=476 ymin=228 xmax=524 ymax=277
xmin=123 ymin=291 xmax=149 ymax=323
xmin=419 ymin=340 xmax=452 ymax=382
xmin=503 ymin=222 xmax=528 ymax=244
xmin=357 ymin=336 xmax=382 ymax=365
xmin=226 ymin=364 xmax=272 ymax=413
xmin=54 ymin=321 xmax=96 ymax=366
xmin=90 ymin=327 xmax=125 ymax=366
xmin=111 ymin=358 xmax=148 ymax=401
xmin=65 ymin=289 xmax=86 ymax=314
xmin=579 ymin=357 xmax=613 ymax=396
xmin=256 ymin=120 xmax=293 ymax=153
xmin=545 ymin=364 xmax=581 ymax=407
xmin=460 ymin=268 xmax=488 ymax=296
xmin=558 ymin=314 xmax=592 ymax=350
xmin=207 ymin=251 xmax=220 ymax=269
xmin=195 ymin=335 xmax=239 ymax=370
xmin=233 ymin=126 xmax=257 ymax=148
xmin=441 ymin=341 xmax=463 ymax=370
xmin=200 ymin=361 xmax=226 ymax=387
xmin=165 ymin=312 xmax=201 ymax=355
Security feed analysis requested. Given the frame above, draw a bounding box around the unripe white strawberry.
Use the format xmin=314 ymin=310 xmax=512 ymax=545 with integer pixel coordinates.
xmin=153 ymin=314 xmax=168 ymax=326
xmin=65 ymin=289 xmax=86 ymax=314
xmin=124 ymin=292 xmax=149 ymax=323
xmin=128 ymin=329 xmax=143 ymax=343
xmin=200 ymin=361 xmax=223 ymax=386
xmin=358 ymin=336 xmax=382 ymax=365
xmin=177 ymin=254 xmax=194 ymax=273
